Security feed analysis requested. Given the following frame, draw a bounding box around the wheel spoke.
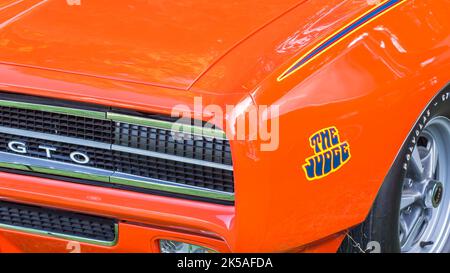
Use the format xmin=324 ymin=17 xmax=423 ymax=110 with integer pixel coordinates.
xmin=421 ymin=138 xmax=438 ymax=179
xmin=408 ymin=148 xmax=424 ymax=180
xmin=400 ymin=190 xmax=421 ymax=210
xmin=399 ymin=215 xmax=407 ymax=242
xmin=401 ymin=208 xmax=427 ymax=251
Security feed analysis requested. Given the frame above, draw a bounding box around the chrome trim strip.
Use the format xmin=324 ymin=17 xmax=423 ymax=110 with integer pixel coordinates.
xmin=0 ymin=99 xmax=228 ymax=139
xmin=0 ymin=99 xmax=107 ymax=120
xmin=0 ymin=222 xmax=118 ymax=247
xmin=0 ymin=152 xmax=112 ymax=182
xmin=0 ymin=126 xmax=112 ymax=150
xmin=111 ymin=172 xmax=235 ymax=201
xmin=111 ymin=145 xmax=233 ymax=171
xmin=107 ymin=112 xmax=227 ymax=140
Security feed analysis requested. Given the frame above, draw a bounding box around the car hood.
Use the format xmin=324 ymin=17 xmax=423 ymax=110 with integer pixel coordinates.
xmin=0 ymin=0 xmax=301 ymax=90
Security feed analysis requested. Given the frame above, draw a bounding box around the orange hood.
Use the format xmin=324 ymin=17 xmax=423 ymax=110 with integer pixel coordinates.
xmin=0 ymin=0 xmax=300 ymax=90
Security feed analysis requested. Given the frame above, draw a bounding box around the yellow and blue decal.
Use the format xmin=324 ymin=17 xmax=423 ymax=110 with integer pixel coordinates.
xmin=302 ymin=126 xmax=351 ymax=181
xmin=278 ymin=0 xmax=406 ymax=82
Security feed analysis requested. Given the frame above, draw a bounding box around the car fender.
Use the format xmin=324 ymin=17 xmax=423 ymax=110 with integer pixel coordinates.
xmin=197 ymin=0 xmax=450 ymax=252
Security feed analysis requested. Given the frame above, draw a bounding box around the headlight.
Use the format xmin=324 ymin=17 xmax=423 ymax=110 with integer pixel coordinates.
xmin=159 ymin=239 xmax=217 ymax=253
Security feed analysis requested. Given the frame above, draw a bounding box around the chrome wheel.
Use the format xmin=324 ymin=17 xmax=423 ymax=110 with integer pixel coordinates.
xmin=400 ymin=117 xmax=450 ymax=253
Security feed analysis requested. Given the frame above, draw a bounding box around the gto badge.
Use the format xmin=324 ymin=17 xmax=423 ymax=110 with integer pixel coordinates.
xmin=302 ymin=126 xmax=351 ymax=181
xmin=7 ymin=141 xmax=90 ymax=165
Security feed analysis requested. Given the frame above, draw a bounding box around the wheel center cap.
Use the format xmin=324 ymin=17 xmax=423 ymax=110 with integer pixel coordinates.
xmin=425 ymin=180 xmax=444 ymax=208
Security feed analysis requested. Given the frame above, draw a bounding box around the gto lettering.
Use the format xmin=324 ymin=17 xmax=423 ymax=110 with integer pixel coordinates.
xmin=38 ymin=145 xmax=57 ymax=158
xmin=302 ymin=126 xmax=351 ymax=181
xmin=7 ymin=140 xmax=90 ymax=165
xmin=8 ymin=141 xmax=27 ymax=154
xmin=70 ymin=151 xmax=90 ymax=164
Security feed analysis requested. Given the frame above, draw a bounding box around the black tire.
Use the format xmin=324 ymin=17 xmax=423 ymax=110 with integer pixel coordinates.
xmin=338 ymin=163 xmax=403 ymax=253
xmin=339 ymin=83 xmax=450 ymax=253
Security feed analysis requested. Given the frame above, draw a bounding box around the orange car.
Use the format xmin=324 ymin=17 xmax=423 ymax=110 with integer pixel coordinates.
xmin=0 ymin=0 xmax=448 ymax=253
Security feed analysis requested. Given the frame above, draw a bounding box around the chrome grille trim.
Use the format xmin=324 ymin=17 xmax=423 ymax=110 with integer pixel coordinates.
xmin=110 ymin=172 xmax=234 ymax=201
xmin=0 ymin=126 xmax=232 ymax=171
xmin=0 ymin=152 xmax=234 ymax=201
xmin=0 ymin=152 xmax=112 ymax=182
xmin=0 ymin=97 xmax=234 ymax=202
xmin=111 ymin=144 xmax=233 ymax=171
xmin=0 ymin=126 xmax=111 ymax=149
xmin=0 ymin=99 xmax=227 ymax=140
xmin=107 ymin=112 xmax=227 ymax=140
xmin=0 ymin=99 xmax=107 ymax=120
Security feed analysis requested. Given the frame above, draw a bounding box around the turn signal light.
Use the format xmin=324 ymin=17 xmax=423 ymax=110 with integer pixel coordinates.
xmin=159 ymin=239 xmax=216 ymax=253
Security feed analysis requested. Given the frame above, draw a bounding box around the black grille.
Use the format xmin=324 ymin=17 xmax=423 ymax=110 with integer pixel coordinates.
xmin=0 ymin=201 xmax=116 ymax=242
xmin=0 ymin=106 xmax=113 ymax=143
xmin=114 ymin=151 xmax=234 ymax=192
xmin=0 ymin=133 xmax=234 ymax=192
xmin=0 ymin=106 xmax=232 ymax=166
xmin=0 ymin=93 xmax=234 ymax=202
xmin=114 ymin=123 xmax=232 ymax=165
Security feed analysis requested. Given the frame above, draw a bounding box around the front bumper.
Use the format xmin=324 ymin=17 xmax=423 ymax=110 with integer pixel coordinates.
xmin=0 ymin=171 xmax=233 ymax=253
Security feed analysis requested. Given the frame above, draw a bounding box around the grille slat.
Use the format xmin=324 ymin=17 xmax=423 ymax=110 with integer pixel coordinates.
xmin=0 ymin=201 xmax=116 ymax=243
